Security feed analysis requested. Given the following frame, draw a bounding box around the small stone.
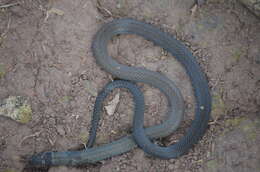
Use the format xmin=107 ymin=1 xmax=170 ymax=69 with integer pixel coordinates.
xmin=49 ymin=117 xmax=56 ymax=125
xmin=168 ymin=164 xmax=175 ymax=170
xmin=169 ymin=159 xmax=175 ymax=163
xmin=80 ymin=73 xmax=88 ymax=80
xmin=71 ymin=76 xmax=79 ymax=85
xmin=116 ymin=166 xmax=120 ymax=171
xmin=56 ymin=125 xmax=66 ymax=136
xmin=116 ymin=3 xmax=121 ymax=9
xmin=67 ymin=72 xmax=72 ymax=76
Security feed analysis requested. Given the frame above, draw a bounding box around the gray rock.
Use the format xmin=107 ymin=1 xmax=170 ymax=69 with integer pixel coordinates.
xmin=0 ymin=96 xmax=32 ymax=124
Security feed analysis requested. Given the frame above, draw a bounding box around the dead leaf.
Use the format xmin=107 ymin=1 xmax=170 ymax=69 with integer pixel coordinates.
xmin=105 ymin=93 xmax=120 ymax=116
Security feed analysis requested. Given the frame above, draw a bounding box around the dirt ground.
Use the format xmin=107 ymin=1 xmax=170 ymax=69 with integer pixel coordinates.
xmin=0 ymin=0 xmax=259 ymax=172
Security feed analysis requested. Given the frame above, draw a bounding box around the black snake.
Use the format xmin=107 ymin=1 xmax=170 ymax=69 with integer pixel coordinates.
xmin=28 ymin=18 xmax=211 ymax=166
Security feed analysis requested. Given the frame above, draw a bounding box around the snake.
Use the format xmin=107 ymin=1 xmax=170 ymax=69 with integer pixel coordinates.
xmin=28 ymin=18 xmax=211 ymax=166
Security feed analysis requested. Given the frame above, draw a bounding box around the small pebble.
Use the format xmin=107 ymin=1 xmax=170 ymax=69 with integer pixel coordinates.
xmin=56 ymin=125 xmax=66 ymax=136
xmin=168 ymin=164 xmax=175 ymax=170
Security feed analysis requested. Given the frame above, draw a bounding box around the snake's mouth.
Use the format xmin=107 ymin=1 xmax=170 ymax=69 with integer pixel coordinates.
xmin=28 ymin=152 xmax=53 ymax=166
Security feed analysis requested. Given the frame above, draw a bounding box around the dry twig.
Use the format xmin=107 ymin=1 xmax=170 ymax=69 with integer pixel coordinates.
xmin=19 ymin=131 xmax=42 ymax=146
xmin=0 ymin=2 xmax=19 ymax=8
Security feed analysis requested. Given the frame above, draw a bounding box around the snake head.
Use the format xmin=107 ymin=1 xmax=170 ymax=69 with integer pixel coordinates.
xmin=27 ymin=152 xmax=53 ymax=167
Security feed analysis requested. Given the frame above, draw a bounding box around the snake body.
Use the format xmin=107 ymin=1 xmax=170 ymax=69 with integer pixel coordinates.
xmin=28 ymin=18 xmax=211 ymax=166
xmin=86 ymin=80 xmax=146 ymax=148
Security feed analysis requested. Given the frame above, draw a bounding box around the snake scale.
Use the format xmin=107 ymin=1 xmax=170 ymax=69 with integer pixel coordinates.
xmin=28 ymin=18 xmax=211 ymax=166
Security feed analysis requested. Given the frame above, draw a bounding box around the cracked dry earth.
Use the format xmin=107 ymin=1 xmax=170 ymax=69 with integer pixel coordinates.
xmin=0 ymin=0 xmax=260 ymax=172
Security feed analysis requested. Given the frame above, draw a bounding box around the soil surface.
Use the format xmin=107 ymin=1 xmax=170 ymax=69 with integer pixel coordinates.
xmin=0 ymin=0 xmax=259 ymax=172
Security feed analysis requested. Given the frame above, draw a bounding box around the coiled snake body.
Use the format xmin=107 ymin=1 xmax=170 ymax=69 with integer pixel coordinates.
xmin=28 ymin=19 xmax=211 ymax=166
